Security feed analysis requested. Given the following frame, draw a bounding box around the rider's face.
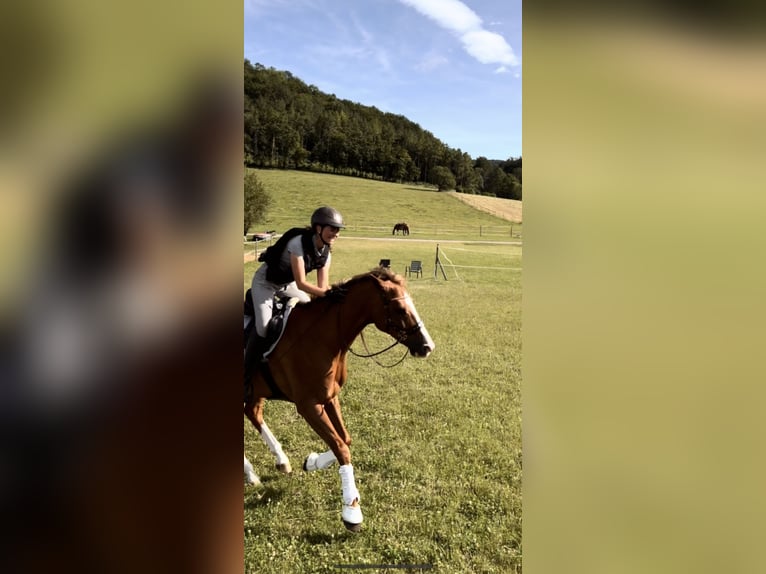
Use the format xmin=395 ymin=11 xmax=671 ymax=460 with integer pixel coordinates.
xmin=320 ymin=225 xmax=340 ymax=245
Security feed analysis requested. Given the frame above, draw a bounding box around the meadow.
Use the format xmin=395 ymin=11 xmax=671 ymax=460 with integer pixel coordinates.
xmin=249 ymin=169 xmax=521 ymax=242
xmin=244 ymin=170 xmax=522 ymax=573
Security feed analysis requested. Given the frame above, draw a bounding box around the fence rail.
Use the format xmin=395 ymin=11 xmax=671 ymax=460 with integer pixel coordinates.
xmin=340 ymin=224 xmax=521 ymax=238
xmin=245 ymin=223 xmax=522 ymax=242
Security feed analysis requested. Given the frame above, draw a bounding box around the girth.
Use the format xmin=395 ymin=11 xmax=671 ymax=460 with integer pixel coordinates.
xmin=259 ymin=362 xmax=287 ymax=401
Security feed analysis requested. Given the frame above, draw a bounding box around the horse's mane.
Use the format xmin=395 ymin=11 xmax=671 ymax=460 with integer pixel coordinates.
xmin=336 ymin=267 xmax=406 ymax=289
xmin=297 ymin=267 xmax=405 ymax=309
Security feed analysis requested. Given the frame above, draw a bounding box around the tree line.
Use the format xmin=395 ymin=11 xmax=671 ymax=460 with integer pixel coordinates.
xmin=245 ymin=60 xmax=521 ymax=200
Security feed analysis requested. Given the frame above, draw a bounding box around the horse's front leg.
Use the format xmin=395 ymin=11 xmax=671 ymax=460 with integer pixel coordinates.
xmin=326 ymin=396 xmax=352 ymax=445
xmin=303 ymin=397 xmax=349 ymax=472
xmin=245 ymin=397 xmax=292 ymax=474
xmin=297 ymin=402 xmax=363 ymax=531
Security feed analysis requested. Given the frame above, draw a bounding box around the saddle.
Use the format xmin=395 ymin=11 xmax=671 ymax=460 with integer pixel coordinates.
xmin=243 ymin=289 xmax=298 ymax=358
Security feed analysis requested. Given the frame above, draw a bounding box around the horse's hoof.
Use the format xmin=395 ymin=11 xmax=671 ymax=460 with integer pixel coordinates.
xmin=275 ymin=462 xmax=292 ymax=474
xmin=245 ymin=471 xmax=261 ymax=486
xmin=303 ymin=452 xmax=319 ymax=472
xmin=343 ymin=520 xmax=362 ymax=533
xmin=341 ymin=501 xmax=363 ymax=532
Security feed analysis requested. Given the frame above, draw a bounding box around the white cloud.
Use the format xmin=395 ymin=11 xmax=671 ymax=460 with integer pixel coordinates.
xmin=244 ymin=0 xmax=296 ymax=14
xmin=399 ymin=0 xmax=482 ymax=32
xmin=462 ymin=29 xmax=517 ymax=66
xmin=398 ymin=0 xmax=518 ymax=68
xmin=417 ymin=52 xmax=450 ymax=71
xmin=357 ymin=20 xmax=393 ymax=73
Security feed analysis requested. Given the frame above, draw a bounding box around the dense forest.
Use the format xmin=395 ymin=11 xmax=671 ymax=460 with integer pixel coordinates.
xmin=244 ymin=60 xmax=521 ymax=199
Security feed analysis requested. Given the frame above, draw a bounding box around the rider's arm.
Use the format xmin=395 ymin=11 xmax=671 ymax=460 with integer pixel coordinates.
xmin=290 ymin=253 xmax=328 ymax=297
xmin=316 ymin=264 xmax=329 ymax=290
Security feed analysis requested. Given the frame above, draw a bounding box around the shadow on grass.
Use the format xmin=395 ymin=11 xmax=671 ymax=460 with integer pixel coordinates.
xmin=244 ymin=484 xmax=286 ymax=509
xmin=302 ymin=529 xmax=355 ymax=545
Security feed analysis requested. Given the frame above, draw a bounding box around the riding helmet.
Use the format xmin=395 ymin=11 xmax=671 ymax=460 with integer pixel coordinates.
xmin=311 ymin=206 xmax=345 ymax=229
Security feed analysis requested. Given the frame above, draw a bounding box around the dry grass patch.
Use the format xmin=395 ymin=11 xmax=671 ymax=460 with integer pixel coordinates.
xmin=447 ymin=192 xmax=522 ymax=223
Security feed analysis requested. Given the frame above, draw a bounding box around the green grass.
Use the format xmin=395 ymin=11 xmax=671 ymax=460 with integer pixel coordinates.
xmin=244 ymin=171 xmax=522 ymax=574
xmin=249 ymin=169 xmax=521 ymax=242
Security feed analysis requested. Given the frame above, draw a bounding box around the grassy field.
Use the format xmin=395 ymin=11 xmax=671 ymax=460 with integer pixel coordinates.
xmin=244 ymin=171 xmax=522 ymax=573
xmin=249 ymin=169 xmax=521 ymax=242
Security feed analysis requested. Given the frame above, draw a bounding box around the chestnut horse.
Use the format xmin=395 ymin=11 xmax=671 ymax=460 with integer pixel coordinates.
xmin=392 ymin=222 xmax=409 ymax=235
xmin=243 ymin=268 xmax=434 ymax=531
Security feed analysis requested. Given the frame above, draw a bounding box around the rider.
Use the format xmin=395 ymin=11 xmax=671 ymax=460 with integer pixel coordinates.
xmin=244 ymin=206 xmax=345 ymax=395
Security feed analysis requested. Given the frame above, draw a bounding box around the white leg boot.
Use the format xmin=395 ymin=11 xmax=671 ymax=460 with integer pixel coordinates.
xmin=339 ymin=463 xmax=363 ymax=531
xmin=260 ymin=423 xmax=292 ymax=474
xmin=244 ymin=455 xmax=260 ymax=486
xmin=303 ymin=449 xmax=338 ymax=472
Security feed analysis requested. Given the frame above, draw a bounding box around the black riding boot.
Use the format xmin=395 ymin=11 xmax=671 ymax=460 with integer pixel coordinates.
xmin=244 ymin=327 xmax=267 ymax=403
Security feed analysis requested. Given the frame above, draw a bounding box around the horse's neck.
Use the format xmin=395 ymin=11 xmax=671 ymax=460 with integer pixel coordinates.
xmin=336 ymin=281 xmax=378 ymax=348
xmin=293 ymin=279 xmax=381 ymax=351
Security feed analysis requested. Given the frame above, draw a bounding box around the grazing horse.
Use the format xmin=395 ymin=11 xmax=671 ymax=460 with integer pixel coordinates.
xmin=392 ymin=222 xmax=410 ymax=235
xmin=244 ymin=268 xmax=435 ymax=531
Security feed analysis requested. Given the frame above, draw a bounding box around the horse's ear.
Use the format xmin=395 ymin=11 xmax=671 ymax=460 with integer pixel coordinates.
xmin=370 ymin=267 xmax=405 ymax=287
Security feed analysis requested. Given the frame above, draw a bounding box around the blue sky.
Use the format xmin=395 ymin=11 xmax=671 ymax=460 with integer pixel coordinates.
xmin=244 ymin=0 xmax=521 ymax=160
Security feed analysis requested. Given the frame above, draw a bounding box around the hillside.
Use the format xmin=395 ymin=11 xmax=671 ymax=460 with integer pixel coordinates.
xmin=248 ymin=169 xmax=520 ymax=242
xmin=244 ymin=61 xmax=521 ymax=199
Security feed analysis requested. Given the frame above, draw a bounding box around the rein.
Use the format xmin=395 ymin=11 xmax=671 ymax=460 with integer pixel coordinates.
xmin=345 ymin=292 xmax=424 ymax=369
xmin=349 ymin=330 xmax=409 ymax=368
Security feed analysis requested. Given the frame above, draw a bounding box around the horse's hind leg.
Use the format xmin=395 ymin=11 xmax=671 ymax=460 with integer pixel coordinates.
xmin=244 ymin=401 xmax=262 ymax=484
xmin=260 ymin=422 xmax=292 ymax=474
xmin=245 ymin=397 xmax=292 ymax=475
xmin=244 ymin=454 xmax=260 ymax=486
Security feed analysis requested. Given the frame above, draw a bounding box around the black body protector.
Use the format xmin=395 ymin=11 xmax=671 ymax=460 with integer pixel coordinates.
xmin=257 ymin=227 xmax=328 ymax=285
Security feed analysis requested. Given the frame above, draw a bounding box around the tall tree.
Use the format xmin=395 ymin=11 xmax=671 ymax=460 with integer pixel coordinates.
xmin=243 ymin=171 xmax=271 ymax=235
xmin=243 ymin=59 xmax=521 ymax=197
xmin=430 ymin=166 xmax=457 ymax=191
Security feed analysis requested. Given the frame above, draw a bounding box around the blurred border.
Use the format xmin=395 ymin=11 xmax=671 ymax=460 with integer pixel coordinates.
xmin=524 ymin=8 xmax=766 ymax=574
xmin=0 ymin=1 xmax=243 ymax=573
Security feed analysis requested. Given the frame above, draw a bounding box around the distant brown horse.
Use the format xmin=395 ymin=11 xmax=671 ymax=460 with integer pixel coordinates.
xmin=392 ymin=222 xmax=410 ymax=235
xmin=244 ymin=268 xmax=434 ymax=531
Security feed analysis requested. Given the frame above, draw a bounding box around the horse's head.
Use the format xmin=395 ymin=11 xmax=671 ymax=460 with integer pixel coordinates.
xmin=368 ymin=270 xmax=435 ymax=358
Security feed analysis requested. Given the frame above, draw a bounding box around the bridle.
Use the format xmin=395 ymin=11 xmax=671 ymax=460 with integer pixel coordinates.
xmin=347 ymin=292 xmax=425 ymax=368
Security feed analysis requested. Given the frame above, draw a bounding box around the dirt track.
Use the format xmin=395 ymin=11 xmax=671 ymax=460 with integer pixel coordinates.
xmin=244 ymin=236 xmax=521 ymax=262
xmin=446 ymin=192 xmax=522 ymax=223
